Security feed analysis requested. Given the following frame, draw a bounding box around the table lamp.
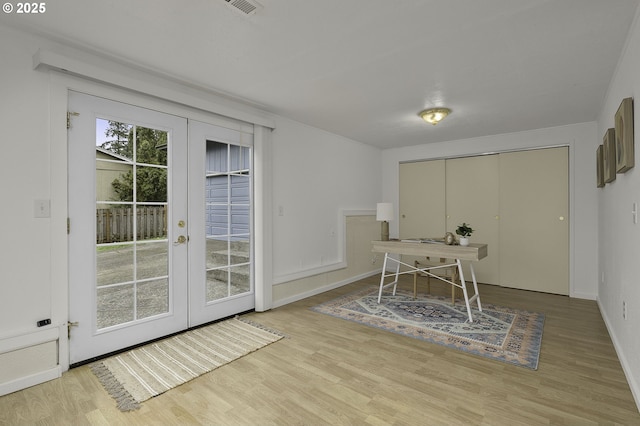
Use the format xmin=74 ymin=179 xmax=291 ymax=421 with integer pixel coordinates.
xmin=376 ymin=203 xmax=394 ymax=241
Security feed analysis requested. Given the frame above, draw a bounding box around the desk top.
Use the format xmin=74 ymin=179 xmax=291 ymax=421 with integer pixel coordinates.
xmin=372 ymin=240 xmax=488 ymax=261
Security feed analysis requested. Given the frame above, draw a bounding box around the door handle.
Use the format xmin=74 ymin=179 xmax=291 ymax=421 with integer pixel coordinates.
xmin=173 ymin=235 xmax=187 ymax=245
xmin=67 ymin=321 xmax=79 ymax=339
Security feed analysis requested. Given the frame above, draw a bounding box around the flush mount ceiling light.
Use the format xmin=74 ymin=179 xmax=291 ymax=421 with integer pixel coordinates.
xmin=419 ymin=107 xmax=451 ymax=125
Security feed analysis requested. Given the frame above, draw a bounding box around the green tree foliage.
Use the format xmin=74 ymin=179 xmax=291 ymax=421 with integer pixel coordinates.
xmin=101 ymin=121 xmax=133 ymax=158
xmin=102 ymin=121 xmax=168 ymax=202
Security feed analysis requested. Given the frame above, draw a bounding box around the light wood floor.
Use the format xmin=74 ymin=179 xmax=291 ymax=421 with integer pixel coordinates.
xmin=1 ymin=275 xmax=639 ymax=425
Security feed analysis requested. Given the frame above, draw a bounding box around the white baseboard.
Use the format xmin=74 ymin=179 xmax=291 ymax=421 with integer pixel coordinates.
xmin=597 ymin=298 xmax=640 ymax=412
xmin=273 ymin=260 xmax=347 ymax=285
xmin=570 ymin=291 xmax=597 ymax=300
xmin=0 ymin=366 xmax=61 ymax=397
xmin=272 ymin=269 xmax=381 ymax=309
xmin=0 ymin=326 xmax=61 ymax=396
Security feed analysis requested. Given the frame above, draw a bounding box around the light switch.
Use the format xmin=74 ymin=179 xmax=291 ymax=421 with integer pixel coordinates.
xmin=34 ymin=199 xmax=50 ymax=218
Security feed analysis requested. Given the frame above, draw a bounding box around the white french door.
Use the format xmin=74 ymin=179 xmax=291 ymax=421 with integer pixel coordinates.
xmin=68 ymin=92 xmax=254 ymax=364
xmin=188 ymin=120 xmax=255 ymax=326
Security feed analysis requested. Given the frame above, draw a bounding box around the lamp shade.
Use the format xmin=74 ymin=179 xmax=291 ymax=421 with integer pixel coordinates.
xmin=376 ymin=203 xmax=394 ymax=221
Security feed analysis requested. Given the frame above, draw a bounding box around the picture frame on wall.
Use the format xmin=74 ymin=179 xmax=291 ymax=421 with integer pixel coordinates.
xmin=603 ymin=128 xmax=616 ymax=183
xmin=615 ymin=97 xmax=634 ymax=173
xmin=596 ymin=145 xmax=604 ymax=188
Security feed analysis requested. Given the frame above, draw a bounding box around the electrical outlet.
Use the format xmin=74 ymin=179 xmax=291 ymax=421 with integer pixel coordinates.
xmin=37 ymin=319 xmax=51 ymax=327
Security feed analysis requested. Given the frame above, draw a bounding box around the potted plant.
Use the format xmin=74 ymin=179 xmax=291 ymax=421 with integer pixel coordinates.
xmin=456 ymin=222 xmax=474 ymax=246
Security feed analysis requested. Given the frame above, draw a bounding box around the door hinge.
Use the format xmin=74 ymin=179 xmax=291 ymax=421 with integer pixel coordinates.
xmin=67 ymin=217 xmax=70 ymax=234
xmin=67 ymin=111 xmax=79 ymax=129
xmin=67 ymin=321 xmax=79 ymax=339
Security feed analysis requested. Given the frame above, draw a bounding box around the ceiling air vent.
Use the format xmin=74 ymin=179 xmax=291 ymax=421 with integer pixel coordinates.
xmin=223 ymin=0 xmax=262 ymax=16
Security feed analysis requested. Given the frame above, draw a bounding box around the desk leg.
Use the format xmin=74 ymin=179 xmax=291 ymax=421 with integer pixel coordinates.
xmin=456 ymin=259 xmax=474 ymax=323
xmin=392 ymin=258 xmax=400 ymax=296
xmin=377 ymin=253 xmax=389 ymax=303
xmin=377 ymin=253 xmax=401 ymax=303
xmin=468 ymin=262 xmax=482 ymax=312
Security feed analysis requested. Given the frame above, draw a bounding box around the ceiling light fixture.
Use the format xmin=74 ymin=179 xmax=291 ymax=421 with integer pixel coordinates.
xmin=419 ymin=107 xmax=451 ymax=125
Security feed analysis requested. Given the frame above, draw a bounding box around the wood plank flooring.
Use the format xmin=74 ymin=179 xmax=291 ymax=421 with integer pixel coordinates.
xmin=1 ymin=275 xmax=639 ymax=425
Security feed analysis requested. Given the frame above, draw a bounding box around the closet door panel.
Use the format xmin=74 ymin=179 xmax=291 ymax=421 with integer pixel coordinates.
xmin=499 ymin=147 xmax=569 ymax=294
xmin=445 ymin=155 xmax=500 ymax=285
xmin=399 ymin=160 xmax=446 ymax=268
xmin=399 ymin=160 xmax=446 ymax=239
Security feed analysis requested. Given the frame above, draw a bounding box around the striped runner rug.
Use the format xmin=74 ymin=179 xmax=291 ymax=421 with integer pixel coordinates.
xmin=90 ymin=316 xmax=284 ymax=411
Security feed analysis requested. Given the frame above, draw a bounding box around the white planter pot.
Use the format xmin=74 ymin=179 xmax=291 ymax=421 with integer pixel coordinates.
xmin=459 ymin=237 xmax=470 ymax=246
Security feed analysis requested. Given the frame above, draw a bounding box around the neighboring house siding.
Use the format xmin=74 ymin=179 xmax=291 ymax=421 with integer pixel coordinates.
xmin=95 ymin=149 xmax=132 ymax=205
xmin=205 ymin=142 xmax=250 ymax=240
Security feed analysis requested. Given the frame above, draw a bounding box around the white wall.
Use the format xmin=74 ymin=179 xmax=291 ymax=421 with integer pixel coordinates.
xmin=271 ymin=117 xmax=382 ymax=283
xmin=0 ymin=24 xmax=66 ymax=395
xmin=595 ymin=7 xmax=640 ymax=409
xmin=272 ymin=214 xmax=382 ymax=307
xmin=382 ymin=122 xmax=599 ymax=300
xmin=0 ymin=25 xmax=54 ymax=338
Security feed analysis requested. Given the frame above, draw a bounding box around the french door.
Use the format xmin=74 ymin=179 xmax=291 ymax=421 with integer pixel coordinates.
xmin=68 ymin=92 xmax=254 ymax=364
xmin=188 ymin=120 xmax=255 ymax=325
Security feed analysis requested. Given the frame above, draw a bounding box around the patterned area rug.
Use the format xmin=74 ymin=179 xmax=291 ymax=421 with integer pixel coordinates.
xmin=91 ymin=317 xmax=284 ymax=411
xmin=312 ymin=287 xmax=544 ymax=369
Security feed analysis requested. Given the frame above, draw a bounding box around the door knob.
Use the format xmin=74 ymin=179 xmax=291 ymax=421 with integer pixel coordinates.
xmin=174 ymin=235 xmax=187 ymax=245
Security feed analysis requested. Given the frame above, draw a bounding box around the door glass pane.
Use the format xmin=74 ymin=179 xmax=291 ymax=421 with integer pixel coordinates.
xmin=96 ymin=242 xmax=134 ymax=286
xmin=208 ymin=237 xmax=229 ymax=269
xmin=95 ymin=118 xmax=170 ymax=329
xmin=136 ymin=240 xmax=168 ymax=281
xmin=136 ymin=166 xmax=167 ymax=203
xmin=137 ymin=279 xmax=169 ymax=320
xmin=97 ymin=284 xmax=134 ymax=328
xmin=207 ymin=268 xmax=229 ymax=300
xmin=229 ymin=264 xmax=250 ymax=296
xmin=136 ymin=127 xmax=168 ymax=167
xmin=204 ymin=140 xmax=252 ymax=303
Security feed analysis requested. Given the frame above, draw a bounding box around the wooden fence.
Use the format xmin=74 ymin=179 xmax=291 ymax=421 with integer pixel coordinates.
xmin=96 ymin=206 xmax=167 ymax=243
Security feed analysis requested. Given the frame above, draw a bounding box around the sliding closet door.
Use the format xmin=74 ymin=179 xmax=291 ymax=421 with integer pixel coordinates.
xmin=499 ymin=147 xmax=569 ymax=294
xmin=399 ymin=160 xmax=446 ymax=267
xmin=399 ymin=160 xmax=446 ymax=239
xmin=446 ymin=155 xmax=500 ymax=285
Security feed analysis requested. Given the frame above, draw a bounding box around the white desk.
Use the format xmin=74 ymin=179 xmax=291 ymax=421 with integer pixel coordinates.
xmin=372 ymin=240 xmax=488 ymax=322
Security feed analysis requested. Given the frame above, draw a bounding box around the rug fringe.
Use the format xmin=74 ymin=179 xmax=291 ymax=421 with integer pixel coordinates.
xmin=236 ymin=315 xmax=288 ymax=338
xmin=90 ymin=361 xmax=141 ymax=411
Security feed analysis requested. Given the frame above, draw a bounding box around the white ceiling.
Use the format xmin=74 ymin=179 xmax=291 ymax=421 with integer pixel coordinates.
xmin=3 ymin=0 xmax=639 ymax=148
